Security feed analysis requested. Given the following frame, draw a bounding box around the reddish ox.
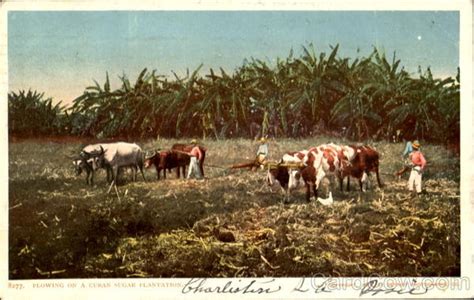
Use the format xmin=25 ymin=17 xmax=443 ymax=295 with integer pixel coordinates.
xmin=300 ymin=165 xmax=319 ymax=202
xmin=144 ymin=151 xmax=174 ymax=179
xmin=340 ymin=145 xmax=383 ymax=191
xmin=171 ymin=143 xmax=206 ymax=177
xmin=159 ymin=150 xmax=189 ymax=179
xmin=144 ymin=150 xmax=190 ymax=180
xmin=144 ymin=151 xmax=162 ymax=179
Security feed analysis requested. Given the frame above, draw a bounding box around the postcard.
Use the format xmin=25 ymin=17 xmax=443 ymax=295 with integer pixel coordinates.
xmin=1 ymin=0 xmax=472 ymax=299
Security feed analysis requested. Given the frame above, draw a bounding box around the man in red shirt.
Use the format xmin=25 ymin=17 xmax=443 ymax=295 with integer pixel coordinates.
xmin=187 ymin=139 xmax=203 ymax=179
xmin=408 ymin=140 xmax=427 ymax=195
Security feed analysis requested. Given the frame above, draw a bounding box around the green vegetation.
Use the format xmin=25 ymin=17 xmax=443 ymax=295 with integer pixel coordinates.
xmin=8 ymin=45 xmax=460 ymax=144
xmin=8 ymin=43 xmax=461 ymax=279
xmin=8 ymin=90 xmax=68 ymax=137
xmin=9 ymin=138 xmax=460 ymax=278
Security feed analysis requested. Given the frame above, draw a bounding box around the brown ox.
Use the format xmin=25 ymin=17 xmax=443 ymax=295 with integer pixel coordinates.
xmin=160 ymin=150 xmax=189 ymax=179
xmin=171 ymin=143 xmax=206 ymax=177
xmin=144 ymin=149 xmax=190 ymax=179
xmin=340 ymin=145 xmax=383 ymax=191
xmin=144 ymin=151 xmax=163 ymax=179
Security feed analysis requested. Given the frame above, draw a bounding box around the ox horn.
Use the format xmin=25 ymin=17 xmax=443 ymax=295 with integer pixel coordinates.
xmin=80 ymin=150 xmax=90 ymax=158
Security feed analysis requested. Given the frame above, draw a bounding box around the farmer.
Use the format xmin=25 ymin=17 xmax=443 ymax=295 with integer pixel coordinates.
xmin=187 ymin=139 xmax=203 ymax=179
xmin=407 ymin=140 xmax=427 ymax=196
xmin=256 ymin=137 xmax=269 ymax=169
xmin=395 ymin=140 xmax=415 ymax=179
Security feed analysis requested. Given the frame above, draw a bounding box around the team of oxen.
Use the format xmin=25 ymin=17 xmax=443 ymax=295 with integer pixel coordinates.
xmin=266 ymin=143 xmax=383 ymax=203
xmin=72 ymin=142 xmax=206 ymax=186
xmin=72 ymin=141 xmax=382 ymax=203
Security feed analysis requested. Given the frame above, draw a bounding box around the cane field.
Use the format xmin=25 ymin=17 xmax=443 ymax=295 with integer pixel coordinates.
xmin=8 ymin=45 xmax=460 ymax=278
xmin=9 ymin=137 xmax=460 ymax=278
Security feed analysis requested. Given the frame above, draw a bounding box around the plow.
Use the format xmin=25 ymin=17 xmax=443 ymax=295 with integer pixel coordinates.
xmin=193 ymin=159 xmax=305 ymax=180
xmin=227 ymin=159 xmax=305 ymax=171
xmin=166 ymin=146 xmax=305 ymax=173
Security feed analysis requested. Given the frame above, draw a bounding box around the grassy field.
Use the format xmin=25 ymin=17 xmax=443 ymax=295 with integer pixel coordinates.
xmin=9 ymin=137 xmax=460 ymax=278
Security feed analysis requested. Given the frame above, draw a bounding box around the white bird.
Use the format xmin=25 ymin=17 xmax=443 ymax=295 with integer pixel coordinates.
xmin=317 ymin=192 xmax=333 ymax=206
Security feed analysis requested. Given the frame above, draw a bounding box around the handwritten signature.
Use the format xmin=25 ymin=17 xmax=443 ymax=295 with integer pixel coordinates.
xmin=181 ymin=277 xmax=431 ymax=296
xmin=359 ymin=279 xmax=429 ymax=296
xmin=293 ymin=277 xmax=334 ymax=293
xmin=182 ymin=278 xmax=281 ymax=294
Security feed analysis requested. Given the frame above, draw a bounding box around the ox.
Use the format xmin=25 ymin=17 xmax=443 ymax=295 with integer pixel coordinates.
xmin=340 ymin=145 xmax=383 ymax=192
xmin=280 ymin=150 xmax=308 ymax=164
xmin=85 ymin=142 xmax=146 ymax=185
xmin=294 ymin=143 xmax=356 ymax=199
xmin=73 ymin=157 xmax=97 ymax=185
xmin=171 ymin=143 xmax=206 ymax=177
xmin=266 ymin=164 xmax=323 ymax=203
xmin=74 ymin=143 xmax=111 ymax=185
xmin=304 ymin=143 xmax=382 ymax=192
xmin=303 ymin=144 xmax=343 ymax=191
xmin=144 ymin=151 xmax=165 ymax=179
xmin=144 ymin=150 xmax=189 ymax=179
xmin=266 ymin=150 xmax=316 ymax=203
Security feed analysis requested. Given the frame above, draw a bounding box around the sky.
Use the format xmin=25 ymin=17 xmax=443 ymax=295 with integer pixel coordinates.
xmin=8 ymin=11 xmax=459 ymax=106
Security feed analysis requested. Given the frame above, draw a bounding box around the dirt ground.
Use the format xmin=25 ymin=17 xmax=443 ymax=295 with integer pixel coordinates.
xmin=8 ymin=137 xmax=460 ymax=278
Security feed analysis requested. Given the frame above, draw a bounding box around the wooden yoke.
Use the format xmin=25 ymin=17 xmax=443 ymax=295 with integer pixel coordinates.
xmin=264 ymin=160 xmax=305 ymax=170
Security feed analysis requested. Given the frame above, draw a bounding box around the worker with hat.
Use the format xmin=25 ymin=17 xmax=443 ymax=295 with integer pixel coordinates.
xmin=187 ymin=139 xmax=203 ymax=179
xmin=255 ymin=137 xmax=269 ymax=169
xmin=407 ymin=140 xmax=426 ymax=196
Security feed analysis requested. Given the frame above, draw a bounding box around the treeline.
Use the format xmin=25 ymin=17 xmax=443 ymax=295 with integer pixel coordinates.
xmin=8 ymin=45 xmax=460 ymax=144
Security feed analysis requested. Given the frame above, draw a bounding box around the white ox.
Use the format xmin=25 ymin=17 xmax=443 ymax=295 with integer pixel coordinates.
xmin=81 ymin=143 xmax=108 ymax=169
xmin=73 ymin=143 xmax=110 ymax=186
xmin=83 ymin=142 xmax=146 ymax=185
xmin=73 ymin=157 xmax=98 ymax=185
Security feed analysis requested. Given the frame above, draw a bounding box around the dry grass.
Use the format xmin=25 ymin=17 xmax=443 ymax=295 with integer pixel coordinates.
xmin=9 ymin=137 xmax=460 ymax=278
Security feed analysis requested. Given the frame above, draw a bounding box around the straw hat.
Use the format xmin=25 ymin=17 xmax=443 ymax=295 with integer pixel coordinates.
xmin=260 ymin=137 xmax=267 ymax=143
xmin=412 ymin=140 xmax=421 ymax=149
xmin=190 ymin=139 xmax=198 ymax=144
